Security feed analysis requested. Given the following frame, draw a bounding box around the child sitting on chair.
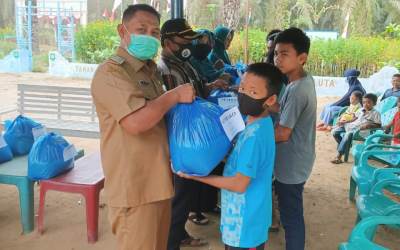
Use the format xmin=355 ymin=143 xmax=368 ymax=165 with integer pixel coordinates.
xmin=334 ymin=91 xmax=363 ymax=128
xmin=331 ymin=93 xmax=381 ymax=164
xmin=384 ymin=97 xmax=400 ymax=145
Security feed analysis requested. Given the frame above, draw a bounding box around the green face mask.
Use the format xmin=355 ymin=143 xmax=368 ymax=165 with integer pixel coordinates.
xmin=124 ymin=25 xmax=160 ymax=60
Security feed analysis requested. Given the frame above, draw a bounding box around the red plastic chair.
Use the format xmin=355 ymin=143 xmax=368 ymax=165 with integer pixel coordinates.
xmin=37 ymin=152 xmax=104 ymax=243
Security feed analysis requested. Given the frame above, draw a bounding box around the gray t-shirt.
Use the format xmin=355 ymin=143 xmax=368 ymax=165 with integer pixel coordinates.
xmin=274 ymin=73 xmax=317 ymax=184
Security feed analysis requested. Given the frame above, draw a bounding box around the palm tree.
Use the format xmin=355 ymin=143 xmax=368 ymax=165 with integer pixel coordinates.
xmin=222 ymin=0 xmax=241 ymax=29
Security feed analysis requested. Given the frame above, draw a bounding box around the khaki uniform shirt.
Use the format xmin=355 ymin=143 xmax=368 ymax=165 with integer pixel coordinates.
xmin=91 ymin=47 xmax=174 ymax=207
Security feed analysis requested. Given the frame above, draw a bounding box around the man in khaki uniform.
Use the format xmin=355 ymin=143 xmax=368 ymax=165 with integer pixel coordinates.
xmin=91 ymin=4 xmax=195 ymax=250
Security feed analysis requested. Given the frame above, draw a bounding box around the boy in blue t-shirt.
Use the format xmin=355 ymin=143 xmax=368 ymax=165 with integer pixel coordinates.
xmin=179 ymin=62 xmax=283 ymax=249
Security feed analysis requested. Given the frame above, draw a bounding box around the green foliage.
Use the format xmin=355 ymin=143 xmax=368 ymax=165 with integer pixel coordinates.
xmin=0 ymin=26 xmax=14 ymax=40
xmin=229 ymin=29 xmax=267 ymax=63
xmin=382 ymin=23 xmax=400 ymax=39
xmin=228 ymin=29 xmax=400 ymax=77
xmin=75 ymin=21 xmax=120 ymax=64
xmin=32 ymin=53 xmax=49 ymax=73
xmin=0 ymin=40 xmax=15 ymax=58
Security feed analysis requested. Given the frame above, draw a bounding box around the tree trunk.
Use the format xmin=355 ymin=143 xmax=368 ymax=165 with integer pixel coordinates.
xmin=222 ymin=0 xmax=240 ymax=29
xmin=341 ymin=7 xmax=351 ymax=38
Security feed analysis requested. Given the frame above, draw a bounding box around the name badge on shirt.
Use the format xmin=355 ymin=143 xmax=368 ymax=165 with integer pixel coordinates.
xmin=220 ymin=107 xmax=245 ymax=141
xmin=139 ymin=80 xmax=150 ymax=86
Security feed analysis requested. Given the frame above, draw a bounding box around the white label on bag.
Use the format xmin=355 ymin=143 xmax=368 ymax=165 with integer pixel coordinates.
xmin=63 ymin=144 xmax=77 ymax=161
xmin=220 ymin=107 xmax=245 ymax=141
xmin=32 ymin=126 xmax=47 ymax=140
xmin=0 ymin=136 xmax=7 ymax=148
xmin=218 ymin=97 xmax=239 ymax=110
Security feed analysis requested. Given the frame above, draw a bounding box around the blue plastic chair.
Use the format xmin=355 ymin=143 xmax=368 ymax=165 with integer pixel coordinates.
xmin=338 ymin=216 xmax=400 ymax=250
xmin=349 ymin=145 xmax=400 ymax=201
xmin=343 ymin=106 xmax=398 ymax=162
xmin=375 ymin=96 xmax=398 ymax=114
xmin=352 ymin=133 xmax=400 ymax=167
xmin=356 ymin=175 xmax=400 ymax=225
xmin=339 ymin=215 xmax=400 ymax=250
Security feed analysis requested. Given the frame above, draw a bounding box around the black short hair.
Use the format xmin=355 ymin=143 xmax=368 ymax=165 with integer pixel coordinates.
xmin=266 ymin=29 xmax=281 ymax=42
xmin=246 ymin=63 xmax=284 ymax=97
xmin=122 ymin=4 xmax=161 ymax=23
xmin=351 ymin=90 xmax=363 ymax=104
xmin=275 ymin=27 xmax=311 ymax=54
xmin=363 ymin=93 xmax=378 ymax=105
xmin=393 ymin=73 xmax=400 ymax=78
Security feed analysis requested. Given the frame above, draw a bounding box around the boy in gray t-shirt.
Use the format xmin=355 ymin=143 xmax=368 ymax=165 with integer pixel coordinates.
xmin=273 ymin=27 xmax=316 ymax=250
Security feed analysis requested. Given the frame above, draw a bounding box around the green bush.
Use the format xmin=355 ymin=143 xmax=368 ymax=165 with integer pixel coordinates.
xmin=228 ymin=29 xmax=400 ymax=77
xmin=75 ymin=21 xmax=120 ymax=64
xmin=0 ymin=40 xmax=16 ymax=58
xmin=382 ymin=23 xmax=400 ymax=39
xmin=0 ymin=26 xmax=14 ymax=40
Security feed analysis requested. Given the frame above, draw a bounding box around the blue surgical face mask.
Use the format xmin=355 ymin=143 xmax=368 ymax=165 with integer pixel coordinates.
xmin=123 ymin=24 xmax=160 ymax=61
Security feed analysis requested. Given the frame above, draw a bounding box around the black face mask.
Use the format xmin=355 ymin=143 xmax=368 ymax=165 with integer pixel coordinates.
xmin=192 ymin=43 xmax=212 ymax=61
xmin=238 ymin=92 xmax=267 ymax=116
xmin=171 ymin=41 xmax=193 ymax=61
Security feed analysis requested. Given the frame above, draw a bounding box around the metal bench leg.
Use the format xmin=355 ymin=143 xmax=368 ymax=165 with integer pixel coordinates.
xmin=17 ymin=178 xmax=34 ymax=234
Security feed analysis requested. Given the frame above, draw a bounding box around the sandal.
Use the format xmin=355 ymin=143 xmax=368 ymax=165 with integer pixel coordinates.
xmin=189 ymin=213 xmax=209 ymax=225
xmin=180 ymin=236 xmax=208 ymax=247
xmin=331 ymin=158 xmax=343 ymax=164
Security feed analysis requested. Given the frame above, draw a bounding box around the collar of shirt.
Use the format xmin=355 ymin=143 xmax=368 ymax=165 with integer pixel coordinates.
xmin=161 ymin=49 xmax=184 ymax=64
xmin=116 ymin=47 xmax=157 ymax=74
xmin=391 ymin=88 xmax=400 ymax=93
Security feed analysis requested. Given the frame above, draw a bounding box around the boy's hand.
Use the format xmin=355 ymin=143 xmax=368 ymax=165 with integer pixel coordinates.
xmin=214 ymin=59 xmax=225 ymax=70
xmin=209 ymin=79 xmax=229 ymax=90
xmin=177 ymin=171 xmax=196 ymax=180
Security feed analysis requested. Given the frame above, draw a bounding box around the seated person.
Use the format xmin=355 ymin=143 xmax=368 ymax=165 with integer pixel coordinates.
xmin=335 ymin=91 xmax=363 ymax=127
xmin=317 ymin=69 xmax=366 ymax=131
xmin=208 ymin=25 xmax=234 ymax=69
xmin=384 ymin=97 xmax=400 ymax=145
xmin=331 ymin=93 xmax=381 ymax=164
xmin=381 ymin=73 xmax=400 ymax=101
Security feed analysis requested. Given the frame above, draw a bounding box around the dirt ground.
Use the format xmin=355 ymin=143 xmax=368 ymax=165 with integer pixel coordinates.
xmin=0 ymin=72 xmax=399 ymax=250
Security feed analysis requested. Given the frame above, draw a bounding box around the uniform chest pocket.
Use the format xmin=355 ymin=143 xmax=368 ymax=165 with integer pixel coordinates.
xmin=135 ymin=79 xmax=159 ymax=100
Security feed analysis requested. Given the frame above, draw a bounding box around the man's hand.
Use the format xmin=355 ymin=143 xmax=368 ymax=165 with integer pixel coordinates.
xmin=219 ymin=73 xmax=232 ymax=82
xmin=172 ymin=84 xmax=196 ymax=103
xmin=209 ymin=79 xmax=229 ymax=90
xmin=214 ymin=59 xmax=225 ymax=70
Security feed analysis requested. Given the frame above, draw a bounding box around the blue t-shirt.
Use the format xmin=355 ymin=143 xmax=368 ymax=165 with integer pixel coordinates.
xmin=221 ymin=116 xmax=275 ymax=248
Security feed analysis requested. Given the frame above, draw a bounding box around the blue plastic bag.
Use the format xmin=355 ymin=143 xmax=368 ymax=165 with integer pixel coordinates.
xmin=207 ymin=89 xmax=238 ymax=110
xmin=3 ymin=115 xmax=43 ymax=156
xmin=167 ymin=98 xmax=231 ymax=176
xmin=224 ymin=63 xmax=247 ymax=85
xmin=28 ymin=133 xmax=76 ymax=180
xmin=0 ymin=134 xmax=13 ymax=164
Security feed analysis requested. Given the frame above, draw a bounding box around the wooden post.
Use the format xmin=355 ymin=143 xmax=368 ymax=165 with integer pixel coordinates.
xmin=244 ymin=0 xmax=250 ymax=64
